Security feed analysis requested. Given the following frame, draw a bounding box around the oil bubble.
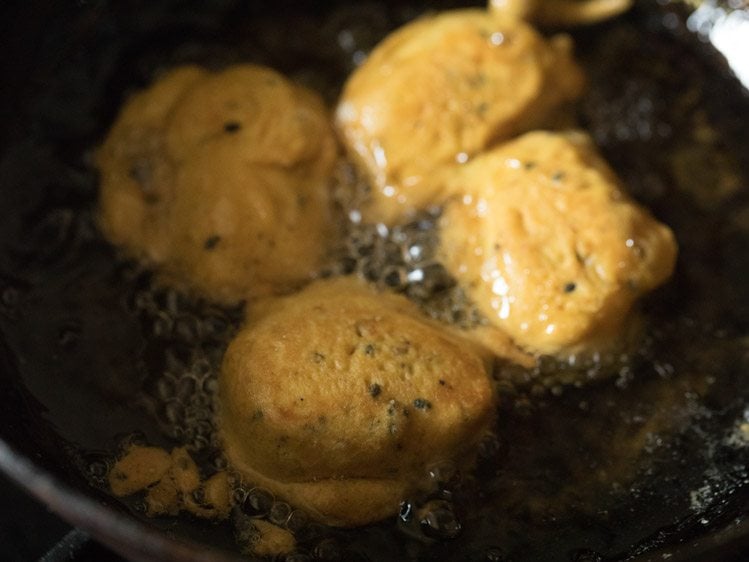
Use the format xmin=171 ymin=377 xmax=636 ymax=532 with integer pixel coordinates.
xmin=284 ymin=552 xmax=312 ymax=562
xmin=286 ymin=509 xmax=309 ymax=534
xmin=418 ymin=500 xmax=462 ymax=540
xmin=269 ymin=501 xmax=293 ymax=526
xmin=484 ymin=547 xmax=507 ymax=561
xmin=313 ymin=538 xmax=343 ymax=561
xmin=426 ymin=460 xmax=457 ymax=485
xmin=477 ymin=433 xmax=501 ymax=459
xmin=175 ymin=377 xmax=196 ymax=401
xmin=569 ymin=548 xmax=603 ymax=562
xmin=243 ymin=487 xmax=274 ymax=517
xmin=164 ymin=401 xmax=185 ymax=425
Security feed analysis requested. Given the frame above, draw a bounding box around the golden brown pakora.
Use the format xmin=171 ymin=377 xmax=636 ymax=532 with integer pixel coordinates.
xmin=489 ymin=0 xmax=633 ymax=27
xmin=218 ymin=277 xmax=496 ymax=526
xmin=438 ymin=131 xmax=678 ymax=355
xmin=335 ymin=8 xmax=585 ymax=223
xmin=97 ymin=64 xmax=337 ymax=303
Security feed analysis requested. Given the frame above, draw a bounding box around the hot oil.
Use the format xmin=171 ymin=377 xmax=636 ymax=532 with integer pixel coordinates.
xmin=1 ymin=1 xmax=748 ymax=561
xmin=326 ymin=160 xmax=485 ymax=330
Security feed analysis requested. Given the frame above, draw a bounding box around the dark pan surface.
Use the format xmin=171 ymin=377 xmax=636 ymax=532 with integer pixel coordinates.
xmin=0 ymin=0 xmax=748 ymax=560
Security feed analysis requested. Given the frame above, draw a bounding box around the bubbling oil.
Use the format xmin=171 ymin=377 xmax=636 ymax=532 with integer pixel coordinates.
xmin=91 ymin=143 xmax=663 ymax=556
xmin=93 ymin=160 xmax=511 ymax=554
xmin=56 ymin=2 xmax=749 ymax=559
xmin=326 ymin=159 xmax=486 ymax=329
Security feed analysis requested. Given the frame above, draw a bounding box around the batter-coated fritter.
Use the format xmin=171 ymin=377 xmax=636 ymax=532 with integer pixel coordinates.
xmin=439 ymin=131 xmax=678 ymax=355
xmin=335 ymin=8 xmax=584 ymax=224
xmin=219 ymin=277 xmax=495 ymax=526
xmin=97 ymin=64 xmax=337 ymax=303
xmin=489 ymin=0 xmax=633 ymax=26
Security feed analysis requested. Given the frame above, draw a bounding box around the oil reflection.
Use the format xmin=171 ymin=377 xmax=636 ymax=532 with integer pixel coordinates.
xmin=687 ymin=1 xmax=749 ymax=89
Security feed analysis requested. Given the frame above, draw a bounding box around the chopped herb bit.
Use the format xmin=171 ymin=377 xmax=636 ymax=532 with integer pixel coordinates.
xmin=564 ymin=282 xmax=577 ymax=293
xmin=312 ymin=352 xmax=325 ymax=363
xmin=129 ymin=160 xmax=152 ymax=185
xmin=525 ymin=161 xmax=537 ymax=170
xmin=223 ymin=121 xmax=242 ymax=133
xmin=204 ymin=235 xmax=221 ymax=250
xmin=413 ymin=398 xmax=432 ymax=410
xmin=438 ymin=379 xmax=446 ymax=386
xmin=468 ymin=73 xmax=487 ymax=88
xmin=551 ymin=171 xmax=566 ymax=183
xmin=369 ymin=383 xmax=382 ymax=398
xmin=364 ymin=344 xmax=376 ymax=356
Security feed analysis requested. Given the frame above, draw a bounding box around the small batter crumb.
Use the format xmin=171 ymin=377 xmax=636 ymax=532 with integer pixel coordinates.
xmin=108 ymin=445 xmax=172 ymax=497
xmin=107 ymin=444 xmax=233 ymax=520
xmin=246 ymin=519 xmax=296 ymax=557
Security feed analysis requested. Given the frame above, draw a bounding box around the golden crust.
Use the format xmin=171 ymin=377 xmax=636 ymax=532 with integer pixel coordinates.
xmin=439 ymin=131 xmax=678 ymax=355
xmin=335 ymin=9 xmax=584 ymax=223
xmin=488 ymin=0 xmax=633 ymax=27
xmin=97 ymin=64 xmax=337 ymax=303
xmin=219 ymin=277 xmax=495 ymax=526
xmin=97 ymin=66 xmax=208 ymax=264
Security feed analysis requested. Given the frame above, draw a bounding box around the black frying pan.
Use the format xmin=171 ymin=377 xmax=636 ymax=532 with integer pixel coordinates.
xmin=1 ymin=0 xmax=748 ymax=560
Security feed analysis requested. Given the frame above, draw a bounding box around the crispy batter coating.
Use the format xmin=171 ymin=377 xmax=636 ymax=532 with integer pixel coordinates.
xmin=335 ymin=8 xmax=584 ymax=224
xmin=97 ymin=66 xmax=207 ymax=264
xmin=438 ymin=131 xmax=678 ymax=355
xmin=219 ymin=277 xmax=495 ymax=526
xmin=489 ymin=0 xmax=633 ymax=26
xmin=97 ymin=64 xmax=337 ymax=303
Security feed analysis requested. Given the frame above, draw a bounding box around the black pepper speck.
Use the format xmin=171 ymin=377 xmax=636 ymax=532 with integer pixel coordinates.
xmin=413 ymin=398 xmax=432 ymax=410
xmin=204 ymin=235 xmax=221 ymax=250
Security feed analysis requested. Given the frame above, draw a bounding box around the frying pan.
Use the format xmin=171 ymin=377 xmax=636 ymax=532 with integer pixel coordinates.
xmin=0 ymin=0 xmax=748 ymax=560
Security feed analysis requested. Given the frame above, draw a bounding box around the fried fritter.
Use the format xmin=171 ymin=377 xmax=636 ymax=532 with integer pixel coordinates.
xmin=335 ymin=8 xmax=584 ymax=224
xmin=489 ymin=0 xmax=633 ymax=26
xmin=98 ymin=64 xmax=337 ymax=303
xmin=438 ymin=131 xmax=678 ymax=355
xmin=219 ymin=277 xmax=496 ymax=526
